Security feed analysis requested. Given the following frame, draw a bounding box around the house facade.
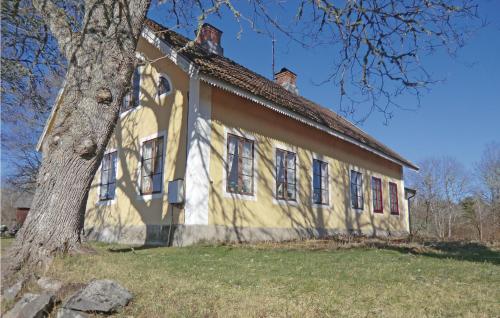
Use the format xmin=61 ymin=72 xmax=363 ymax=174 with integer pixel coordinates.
xmin=39 ymin=19 xmax=418 ymax=246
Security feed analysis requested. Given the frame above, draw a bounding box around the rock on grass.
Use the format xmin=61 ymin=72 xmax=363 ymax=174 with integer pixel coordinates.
xmin=62 ymin=279 xmax=132 ymax=314
xmin=4 ymin=292 xmax=55 ymax=318
xmin=1 ymin=279 xmax=25 ymax=302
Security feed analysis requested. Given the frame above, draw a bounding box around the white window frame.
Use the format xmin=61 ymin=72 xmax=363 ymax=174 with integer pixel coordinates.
xmin=136 ymin=130 xmax=167 ymax=201
xmin=388 ymin=180 xmax=401 ymax=216
xmin=96 ymin=148 xmax=118 ymax=206
xmin=156 ymin=73 xmax=173 ymax=99
xmin=222 ymin=127 xmax=258 ymax=201
xmin=272 ymin=143 xmax=300 ymax=206
xmin=349 ymin=164 xmax=365 ymax=213
xmin=310 ymin=153 xmax=332 ymax=208
xmin=370 ymin=172 xmax=385 ymax=215
xmin=120 ymin=53 xmax=145 ymax=118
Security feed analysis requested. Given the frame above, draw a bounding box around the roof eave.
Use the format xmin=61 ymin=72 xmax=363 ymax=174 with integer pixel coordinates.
xmin=199 ymin=74 xmax=419 ymax=171
xmin=142 ymin=21 xmax=421 ymax=171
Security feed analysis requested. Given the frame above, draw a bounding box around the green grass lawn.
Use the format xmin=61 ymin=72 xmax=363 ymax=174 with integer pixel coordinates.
xmin=0 ymin=237 xmax=13 ymax=252
xmin=32 ymin=240 xmax=500 ymax=317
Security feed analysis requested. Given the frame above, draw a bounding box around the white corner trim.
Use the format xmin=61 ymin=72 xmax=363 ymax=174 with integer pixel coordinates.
xmin=184 ymin=79 xmax=212 ymax=225
xmin=401 ymin=178 xmax=410 ymax=232
xmin=96 ymin=148 xmax=118 ymax=206
xmin=272 ymin=143 xmax=300 ymax=207
xmin=136 ymin=130 xmax=167 ymax=201
xmin=221 ymin=127 xmax=259 ymax=201
xmin=199 ymin=74 xmax=418 ymax=171
xmin=310 ymin=153 xmax=332 ymax=209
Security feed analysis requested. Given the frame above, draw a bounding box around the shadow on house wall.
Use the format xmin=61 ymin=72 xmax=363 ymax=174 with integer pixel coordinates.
xmin=84 ymin=40 xmax=408 ymax=246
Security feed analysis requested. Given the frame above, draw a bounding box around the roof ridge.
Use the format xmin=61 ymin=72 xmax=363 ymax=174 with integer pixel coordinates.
xmin=143 ymin=18 xmax=418 ymax=170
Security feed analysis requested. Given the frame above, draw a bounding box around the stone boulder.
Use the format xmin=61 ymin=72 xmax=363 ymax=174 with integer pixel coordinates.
xmin=56 ymin=308 xmax=89 ymax=318
xmin=2 ymin=279 xmax=25 ymax=302
xmin=37 ymin=277 xmax=63 ymax=293
xmin=62 ymin=279 xmax=132 ymax=314
xmin=4 ymin=292 xmax=55 ymax=318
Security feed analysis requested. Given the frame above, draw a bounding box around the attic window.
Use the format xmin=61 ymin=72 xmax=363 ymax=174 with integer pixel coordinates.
xmin=157 ymin=75 xmax=172 ymax=97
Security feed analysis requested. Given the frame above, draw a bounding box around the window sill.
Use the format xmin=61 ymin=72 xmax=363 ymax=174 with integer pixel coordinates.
xmin=223 ymin=191 xmax=257 ymax=201
xmin=312 ymin=203 xmax=331 ymax=209
xmin=273 ymin=198 xmax=299 ymax=206
xmin=120 ymin=105 xmax=143 ymax=119
xmin=97 ymin=199 xmax=116 ymax=206
xmin=137 ymin=192 xmax=163 ymax=201
xmin=352 ymin=207 xmax=364 ymax=213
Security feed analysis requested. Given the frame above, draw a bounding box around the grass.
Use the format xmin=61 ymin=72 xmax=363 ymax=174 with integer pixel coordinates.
xmin=28 ymin=239 xmax=499 ymax=317
xmin=1 ymin=237 xmax=499 ymax=317
xmin=0 ymin=237 xmax=14 ymax=253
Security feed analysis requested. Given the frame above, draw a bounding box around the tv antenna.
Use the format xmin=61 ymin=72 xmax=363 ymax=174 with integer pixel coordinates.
xmin=272 ymin=33 xmax=276 ymax=78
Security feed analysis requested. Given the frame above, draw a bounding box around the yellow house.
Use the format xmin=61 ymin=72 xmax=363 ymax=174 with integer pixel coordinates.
xmin=39 ymin=19 xmax=419 ymax=246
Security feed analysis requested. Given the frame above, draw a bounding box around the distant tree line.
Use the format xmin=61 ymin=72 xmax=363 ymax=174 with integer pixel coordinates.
xmin=407 ymin=142 xmax=500 ymax=241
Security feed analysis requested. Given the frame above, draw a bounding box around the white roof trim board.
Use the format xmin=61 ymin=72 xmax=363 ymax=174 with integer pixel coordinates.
xmin=199 ymin=74 xmax=414 ymax=170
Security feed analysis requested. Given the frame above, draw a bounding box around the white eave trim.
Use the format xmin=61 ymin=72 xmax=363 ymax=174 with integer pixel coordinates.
xmin=36 ymin=81 xmax=67 ymax=152
xmin=141 ymin=26 xmax=198 ymax=78
xmin=199 ymin=74 xmax=418 ymax=170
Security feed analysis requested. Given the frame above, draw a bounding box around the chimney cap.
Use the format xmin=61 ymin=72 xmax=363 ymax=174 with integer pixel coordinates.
xmin=275 ymin=67 xmax=296 ymax=76
xmin=195 ymin=22 xmax=223 ymax=35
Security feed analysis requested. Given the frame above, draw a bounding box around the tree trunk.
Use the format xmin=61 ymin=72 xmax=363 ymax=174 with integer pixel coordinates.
xmin=7 ymin=0 xmax=151 ymax=272
xmin=478 ymin=204 xmax=483 ymax=241
xmin=448 ymin=214 xmax=452 ymax=239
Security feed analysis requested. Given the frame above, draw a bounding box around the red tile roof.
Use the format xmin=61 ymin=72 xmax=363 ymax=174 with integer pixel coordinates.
xmin=145 ymin=19 xmax=418 ymax=170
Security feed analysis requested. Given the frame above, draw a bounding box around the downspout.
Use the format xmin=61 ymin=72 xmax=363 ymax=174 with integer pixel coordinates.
xmin=407 ymin=191 xmax=416 ymax=236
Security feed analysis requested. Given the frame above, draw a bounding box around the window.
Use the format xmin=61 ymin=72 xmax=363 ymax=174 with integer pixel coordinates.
xmin=276 ymin=149 xmax=296 ymax=201
xmin=121 ymin=66 xmax=141 ymax=113
xmin=99 ymin=151 xmax=117 ymax=201
xmin=140 ymin=136 xmax=164 ymax=195
xmin=371 ymin=177 xmax=383 ymax=213
xmin=157 ymin=75 xmax=172 ymax=96
xmin=227 ymin=134 xmax=254 ymax=195
xmin=350 ymin=170 xmax=363 ymax=209
xmin=389 ymin=182 xmax=399 ymax=215
xmin=313 ymin=159 xmax=329 ymax=205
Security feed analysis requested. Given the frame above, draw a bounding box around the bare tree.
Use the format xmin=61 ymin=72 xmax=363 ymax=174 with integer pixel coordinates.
xmin=6 ymin=0 xmax=152 ymax=273
xmin=441 ymin=158 xmax=469 ymax=238
xmin=271 ymin=0 xmax=482 ymax=122
xmin=474 ymin=142 xmax=500 ymax=240
xmin=3 ymin=0 xmax=482 ymax=273
xmin=461 ymin=195 xmax=486 ymax=241
xmin=408 ymin=157 xmax=469 ymax=239
xmin=1 ymin=0 xmax=71 ymax=192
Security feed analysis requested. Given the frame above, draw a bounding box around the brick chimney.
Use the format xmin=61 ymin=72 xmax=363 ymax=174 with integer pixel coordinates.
xmin=274 ymin=68 xmax=298 ymax=94
xmin=195 ymin=23 xmax=223 ymax=55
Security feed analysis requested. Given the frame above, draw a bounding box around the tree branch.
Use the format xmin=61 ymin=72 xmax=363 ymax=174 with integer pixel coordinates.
xmin=32 ymin=0 xmax=75 ymax=58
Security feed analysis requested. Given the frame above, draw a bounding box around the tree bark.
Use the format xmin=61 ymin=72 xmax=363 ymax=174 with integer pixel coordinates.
xmin=7 ymin=0 xmax=151 ymax=272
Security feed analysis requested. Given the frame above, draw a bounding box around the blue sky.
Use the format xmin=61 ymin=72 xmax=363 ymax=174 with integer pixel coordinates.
xmin=150 ymin=0 xmax=500 ymax=170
